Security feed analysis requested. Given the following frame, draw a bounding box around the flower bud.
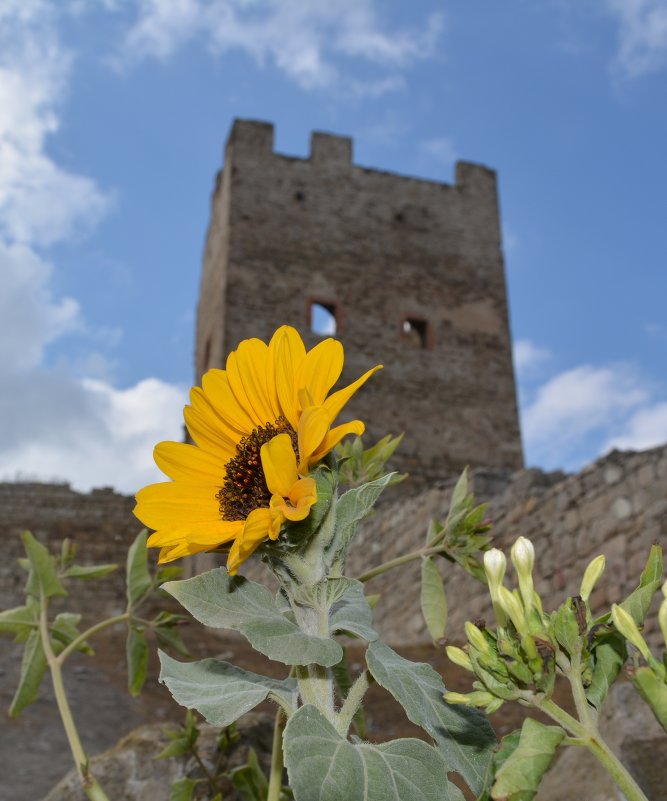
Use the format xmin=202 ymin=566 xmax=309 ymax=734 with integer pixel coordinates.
xmin=446 ymin=645 xmax=473 ymax=672
xmin=659 ymin=595 xmax=667 ymax=648
xmin=580 ymin=554 xmax=606 ymax=602
xmin=611 ymin=604 xmax=650 ymax=660
xmin=465 ymin=621 xmax=490 ymax=654
xmin=498 ymin=586 xmax=528 ymax=635
xmin=443 ymin=691 xmax=472 ymax=705
xmin=511 ymin=536 xmax=536 ymax=614
xmin=484 ymin=548 xmax=507 ymax=626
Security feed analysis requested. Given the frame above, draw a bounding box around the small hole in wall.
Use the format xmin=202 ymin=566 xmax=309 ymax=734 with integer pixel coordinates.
xmin=295 ymin=191 xmax=305 ymax=202
xmin=402 ymin=317 xmax=429 ymax=348
xmin=310 ymin=302 xmax=337 ymax=336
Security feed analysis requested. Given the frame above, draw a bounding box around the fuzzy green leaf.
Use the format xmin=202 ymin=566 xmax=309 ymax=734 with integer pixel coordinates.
xmin=63 ymin=563 xmax=118 ymax=580
xmin=491 ymin=718 xmax=565 ymax=801
xmin=168 ymin=778 xmax=198 ymax=801
xmin=9 ymin=629 xmax=48 ymax=717
xmin=331 ymin=647 xmax=369 ymax=739
xmin=159 ymin=651 xmax=297 ymax=726
xmin=420 ymin=556 xmax=447 ymax=643
xmin=586 ymin=631 xmax=627 ymax=709
xmin=127 ymin=625 xmax=149 ymax=696
xmin=620 ymin=544 xmax=663 ymax=625
xmin=333 ymin=473 xmax=396 ymax=556
xmin=163 ymin=569 xmax=342 ymax=666
xmin=366 ymin=641 xmax=495 ymax=797
xmin=126 ymin=530 xmax=152 ymax=607
xmin=21 ymin=531 xmax=66 ymax=600
xmin=630 ymin=666 xmax=667 ymax=732
xmin=328 ymin=578 xmax=377 ymax=641
xmin=283 ymin=705 xmax=462 ymax=801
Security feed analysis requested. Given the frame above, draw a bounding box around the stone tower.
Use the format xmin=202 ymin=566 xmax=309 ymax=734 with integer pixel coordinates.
xmin=196 ymin=119 xmax=523 ymax=487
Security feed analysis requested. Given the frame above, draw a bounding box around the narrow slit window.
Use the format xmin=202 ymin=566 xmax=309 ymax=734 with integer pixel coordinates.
xmin=403 ymin=317 xmax=430 ymax=349
xmin=310 ymin=301 xmax=337 ymax=336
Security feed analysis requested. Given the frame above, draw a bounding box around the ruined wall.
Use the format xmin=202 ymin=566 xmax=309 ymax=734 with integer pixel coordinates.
xmin=196 ymin=119 xmax=523 ymax=488
xmin=347 ymin=445 xmax=667 ymax=648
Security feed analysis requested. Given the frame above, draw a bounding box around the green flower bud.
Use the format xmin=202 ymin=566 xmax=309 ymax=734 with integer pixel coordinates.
xmin=484 ymin=696 xmax=504 ymax=714
xmin=444 ymin=691 xmax=472 ymax=705
xmin=659 ymin=595 xmax=667 ymax=648
xmin=498 ymin=586 xmax=528 ymax=635
xmin=465 ymin=621 xmax=490 ymax=654
xmin=466 ymin=690 xmax=496 ymax=708
xmin=484 ymin=548 xmax=507 ymax=626
xmin=611 ymin=604 xmax=650 ymax=660
xmin=511 ymin=536 xmax=536 ymax=613
xmin=580 ymin=554 xmax=606 ymax=602
xmin=446 ymin=645 xmax=473 ymax=672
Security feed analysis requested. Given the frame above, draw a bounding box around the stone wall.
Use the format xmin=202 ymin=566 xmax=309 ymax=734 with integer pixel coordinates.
xmin=346 ymin=444 xmax=667 ymax=648
xmin=195 ymin=119 xmax=523 ymax=489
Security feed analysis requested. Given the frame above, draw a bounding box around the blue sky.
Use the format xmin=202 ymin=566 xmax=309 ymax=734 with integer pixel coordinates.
xmin=1 ymin=0 xmax=666 ymax=492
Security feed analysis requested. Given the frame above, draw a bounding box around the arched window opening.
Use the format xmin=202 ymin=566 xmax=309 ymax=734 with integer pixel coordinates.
xmin=402 ymin=317 xmax=430 ymax=349
xmin=310 ymin=301 xmax=338 ymax=336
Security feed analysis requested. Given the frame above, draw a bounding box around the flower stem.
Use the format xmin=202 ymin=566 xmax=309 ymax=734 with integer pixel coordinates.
xmin=336 ymin=670 xmax=371 ymax=737
xmin=356 ymin=546 xmax=441 ymax=583
xmin=39 ymin=601 xmax=112 ymax=801
xmin=267 ymin=708 xmax=286 ymax=801
xmin=56 ymin=612 xmax=130 ymax=665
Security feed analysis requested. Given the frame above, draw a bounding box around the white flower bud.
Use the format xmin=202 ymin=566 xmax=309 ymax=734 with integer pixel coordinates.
xmin=511 ymin=536 xmax=536 ymax=613
xmin=611 ymin=604 xmax=650 ymax=660
xmin=484 ymin=548 xmax=508 ymax=626
xmin=580 ymin=554 xmax=606 ymax=602
xmin=446 ymin=645 xmax=473 ymax=672
xmin=498 ymin=585 xmax=528 ymax=635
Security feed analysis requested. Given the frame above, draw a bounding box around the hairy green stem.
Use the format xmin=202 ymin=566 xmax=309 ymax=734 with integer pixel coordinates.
xmin=538 ymin=698 xmax=648 ymax=801
xmin=40 ymin=601 xmax=111 ymax=801
xmin=336 ymin=670 xmax=371 ymax=737
xmin=267 ymin=708 xmax=286 ymax=801
xmin=356 ymin=546 xmax=441 ymax=583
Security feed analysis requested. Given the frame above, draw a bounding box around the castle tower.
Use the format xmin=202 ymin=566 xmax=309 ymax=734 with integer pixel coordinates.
xmin=196 ymin=119 xmax=523 ymax=487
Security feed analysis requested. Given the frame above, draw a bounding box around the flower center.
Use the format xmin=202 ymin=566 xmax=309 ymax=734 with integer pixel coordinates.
xmin=217 ymin=416 xmax=298 ymax=521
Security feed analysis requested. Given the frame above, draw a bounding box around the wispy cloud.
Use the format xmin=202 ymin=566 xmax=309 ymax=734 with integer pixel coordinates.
xmin=513 ymin=339 xmax=551 ymax=377
xmin=116 ymin=0 xmax=444 ymax=94
xmin=420 ymin=136 xmax=457 ymax=167
xmin=605 ymin=0 xmax=667 ymax=78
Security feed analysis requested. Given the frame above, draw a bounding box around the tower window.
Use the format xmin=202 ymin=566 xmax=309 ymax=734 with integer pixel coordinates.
xmin=402 ymin=317 xmax=431 ymax=349
xmin=309 ymin=301 xmax=338 ymax=336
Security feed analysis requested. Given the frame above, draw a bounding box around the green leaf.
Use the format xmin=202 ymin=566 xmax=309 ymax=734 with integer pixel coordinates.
xmin=50 ymin=613 xmax=93 ymax=655
xmin=446 ymin=469 xmax=469 ymax=530
xmin=420 ymin=556 xmax=447 ymax=643
xmin=229 ymin=748 xmax=269 ymax=801
xmin=630 ymin=666 xmax=667 ymax=732
xmin=63 ymin=563 xmax=118 ymax=580
xmin=366 ymin=641 xmax=495 ymax=797
xmin=127 ymin=625 xmax=149 ymax=696
xmin=163 ymin=569 xmax=342 ymax=667
xmin=9 ymin=629 xmax=48 ymax=717
xmin=283 ymin=705 xmax=462 ymax=801
xmin=491 ymin=718 xmax=565 ymax=801
xmin=155 ymin=735 xmax=193 ymax=760
xmin=620 ymin=544 xmax=663 ymax=625
xmin=21 ymin=531 xmax=66 ymax=600
xmin=586 ymin=632 xmax=627 ymax=709
xmin=0 ymin=605 xmax=38 ymax=640
xmin=168 ymin=777 xmax=198 ymax=801
xmin=332 ymin=473 xmax=397 ymax=560
xmin=328 ymin=578 xmax=377 ymax=641
xmin=550 ymin=601 xmax=581 ymax=657
xmin=126 ymin=530 xmax=153 ymax=607
xmin=159 ymin=651 xmax=297 ymax=726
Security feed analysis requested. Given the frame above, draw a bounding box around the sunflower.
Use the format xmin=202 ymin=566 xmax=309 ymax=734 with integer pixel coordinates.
xmin=134 ymin=326 xmax=381 ymax=574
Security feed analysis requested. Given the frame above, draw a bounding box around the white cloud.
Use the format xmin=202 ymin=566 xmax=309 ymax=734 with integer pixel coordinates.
xmin=421 ymin=136 xmax=457 ymax=167
xmin=513 ymin=339 xmax=551 ymax=377
xmin=520 ymin=363 xmax=654 ymax=469
xmin=0 ymin=373 xmax=188 ymax=493
xmin=605 ymin=0 xmax=667 ymax=78
xmin=117 ymin=0 xmax=443 ymax=93
xmin=605 ymin=402 xmax=667 ymax=452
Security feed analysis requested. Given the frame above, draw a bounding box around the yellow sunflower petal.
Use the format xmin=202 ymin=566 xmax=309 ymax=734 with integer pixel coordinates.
xmin=298 ymin=338 xmax=344 ymax=407
xmin=270 ymin=476 xmax=317 ymax=521
xmin=147 ymin=519 xmax=242 ymax=548
xmin=297 ymin=405 xmax=331 ymax=472
xmin=310 ymin=420 xmax=365 ymax=463
xmin=228 ymin=338 xmax=276 ymax=425
xmin=189 ymin=386 xmax=246 ymax=445
xmin=323 ymin=364 xmax=383 ymax=423
xmin=201 ymin=369 xmax=255 ymax=433
xmin=260 ymin=433 xmax=299 ymax=498
xmin=184 ymin=395 xmax=238 ymax=457
xmin=273 ymin=326 xmax=306 ymax=429
xmin=135 ymin=481 xmax=220 ymax=529
xmin=154 ymin=441 xmax=225 ymax=483
xmin=226 ymin=507 xmax=281 ymax=575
